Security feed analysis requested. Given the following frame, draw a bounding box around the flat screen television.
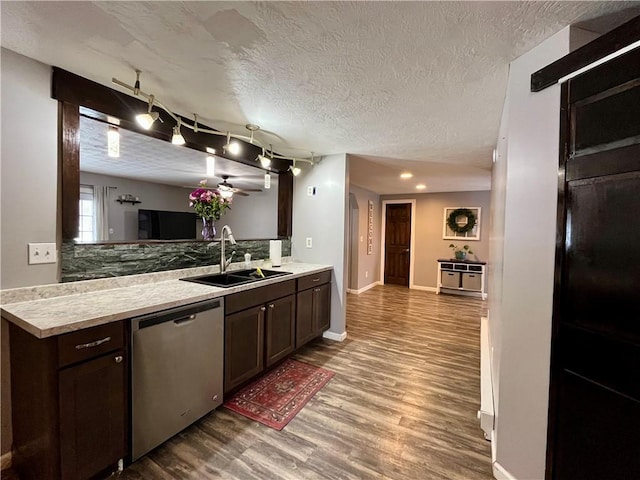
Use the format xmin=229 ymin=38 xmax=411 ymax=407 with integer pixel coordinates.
xmin=138 ymin=209 xmax=197 ymax=240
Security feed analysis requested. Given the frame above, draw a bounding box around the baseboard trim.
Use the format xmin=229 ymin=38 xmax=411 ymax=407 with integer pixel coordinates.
xmin=323 ymin=330 xmax=347 ymax=342
xmin=493 ymin=461 xmax=516 ymax=480
xmin=1 ymin=451 xmax=12 ymax=471
xmin=347 ymin=281 xmax=380 ymax=295
xmin=410 ymin=285 xmax=438 ymax=292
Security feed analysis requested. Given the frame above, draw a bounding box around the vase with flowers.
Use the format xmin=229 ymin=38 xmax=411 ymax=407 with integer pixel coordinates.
xmin=189 ymin=180 xmax=231 ymax=240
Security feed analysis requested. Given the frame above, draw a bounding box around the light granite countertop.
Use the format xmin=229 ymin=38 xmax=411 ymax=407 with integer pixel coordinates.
xmin=1 ymin=262 xmax=332 ymax=339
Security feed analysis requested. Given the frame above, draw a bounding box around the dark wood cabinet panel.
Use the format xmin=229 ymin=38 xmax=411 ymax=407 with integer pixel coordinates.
xmin=315 ymin=283 xmax=331 ymax=332
xmin=59 ymin=350 xmax=127 ymax=480
xmin=265 ymin=295 xmax=296 ymax=367
xmin=296 ymin=289 xmax=315 ymax=349
xmin=9 ymin=321 xmax=128 ymax=480
xmin=225 ymin=280 xmax=295 ymax=315
xmin=224 ymin=305 xmax=265 ymax=393
xmin=296 ymin=279 xmax=332 ymax=349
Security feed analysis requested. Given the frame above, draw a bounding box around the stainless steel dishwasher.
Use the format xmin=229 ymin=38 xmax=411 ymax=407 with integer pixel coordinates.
xmin=131 ymin=299 xmax=224 ymax=461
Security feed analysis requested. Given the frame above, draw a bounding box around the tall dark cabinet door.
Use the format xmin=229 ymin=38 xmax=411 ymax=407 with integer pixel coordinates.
xmin=296 ymin=288 xmax=316 ymax=348
xmin=225 ymin=305 xmax=265 ymax=393
xmin=548 ymin=48 xmax=640 ymax=480
xmin=58 ymin=350 xmax=127 ymax=480
xmin=265 ymin=294 xmax=296 ymax=367
xmin=315 ymin=283 xmax=331 ymax=332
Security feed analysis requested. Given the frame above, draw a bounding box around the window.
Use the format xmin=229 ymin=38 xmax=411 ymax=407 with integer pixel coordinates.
xmin=77 ymin=185 xmax=95 ymax=242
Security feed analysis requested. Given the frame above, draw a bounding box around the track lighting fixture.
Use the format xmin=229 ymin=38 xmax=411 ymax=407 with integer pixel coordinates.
xmin=107 ymin=125 xmax=120 ymax=158
xmin=224 ymin=132 xmax=241 ymax=155
xmin=171 ymin=119 xmax=185 ymax=146
xmin=290 ymin=159 xmax=301 ymax=176
xmin=136 ymin=95 xmax=159 ymax=130
xmin=257 ymin=147 xmax=271 ymax=169
xmin=113 ymin=70 xmax=319 ymax=165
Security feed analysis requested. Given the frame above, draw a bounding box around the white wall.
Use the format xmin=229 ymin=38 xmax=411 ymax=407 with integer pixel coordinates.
xmin=1 ymin=48 xmax=58 ymax=289
xmin=348 ymin=185 xmax=380 ymax=291
xmin=488 ymin=27 xmax=598 ymax=479
xmin=292 ymin=154 xmax=348 ymax=338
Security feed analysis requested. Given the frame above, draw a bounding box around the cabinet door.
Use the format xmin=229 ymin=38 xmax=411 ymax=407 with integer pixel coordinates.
xmin=265 ymin=294 xmax=296 ymax=367
xmin=314 ymin=283 xmax=331 ymax=333
xmin=59 ymin=350 xmax=127 ymax=480
xmin=225 ymin=305 xmax=265 ymax=393
xmin=296 ymin=288 xmax=316 ymax=348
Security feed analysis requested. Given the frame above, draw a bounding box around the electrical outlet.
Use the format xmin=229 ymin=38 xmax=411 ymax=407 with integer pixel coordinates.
xmin=307 ymin=186 xmax=316 ymax=196
xmin=306 ymin=237 xmax=313 ymax=248
xmin=365 ymin=271 xmax=369 ymax=278
xmin=28 ymin=243 xmax=57 ymax=265
xmin=109 ymin=228 xmax=114 ymax=235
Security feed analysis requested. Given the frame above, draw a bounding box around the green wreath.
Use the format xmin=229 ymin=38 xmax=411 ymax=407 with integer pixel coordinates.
xmin=447 ymin=208 xmax=477 ymax=234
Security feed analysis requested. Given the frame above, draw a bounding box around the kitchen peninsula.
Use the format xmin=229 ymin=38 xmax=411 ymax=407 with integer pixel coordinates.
xmin=1 ymin=261 xmax=333 ymax=480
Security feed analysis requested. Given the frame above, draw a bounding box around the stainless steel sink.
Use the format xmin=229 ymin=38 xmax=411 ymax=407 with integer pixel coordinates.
xmin=180 ymin=269 xmax=291 ymax=288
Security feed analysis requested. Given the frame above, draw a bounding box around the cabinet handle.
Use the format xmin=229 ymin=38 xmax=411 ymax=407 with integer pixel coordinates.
xmin=75 ymin=336 xmax=111 ymax=350
xmin=260 ymin=306 xmax=266 ymax=312
xmin=314 ymin=288 xmax=321 ymax=292
xmin=268 ymin=304 xmax=275 ymax=309
xmin=312 ymin=278 xmax=320 ymax=282
xmin=114 ymin=355 xmax=123 ymax=364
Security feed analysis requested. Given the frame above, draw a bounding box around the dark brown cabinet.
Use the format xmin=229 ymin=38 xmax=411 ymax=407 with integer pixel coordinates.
xmin=9 ymin=321 xmax=127 ymax=480
xmin=296 ymin=272 xmax=332 ymax=349
xmin=224 ymin=305 xmax=265 ymax=393
xmin=224 ymin=279 xmax=296 ymax=393
xmin=265 ymin=294 xmax=296 ymax=367
xmin=59 ymin=350 xmax=127 ymax=480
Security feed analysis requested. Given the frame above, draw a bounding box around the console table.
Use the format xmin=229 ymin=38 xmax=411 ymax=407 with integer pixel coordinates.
xmin=436 ymin=259 xmax=486 ymax=299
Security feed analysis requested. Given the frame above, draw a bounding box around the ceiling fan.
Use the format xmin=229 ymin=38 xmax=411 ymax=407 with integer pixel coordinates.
xmin=216 ymin=175 xmax=262 ymax=197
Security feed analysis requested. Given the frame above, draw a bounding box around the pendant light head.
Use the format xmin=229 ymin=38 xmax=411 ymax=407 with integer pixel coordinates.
xmin=223 ymin=132 xmax=241 ymax=156
xmin=257 ymin=148 xmax=271 ymax=168
xmin=171 ymin=119 xmax=185 ymax=146
xmin=136 ymin=95 xmax=159 ymax=130
xmin=290 ymin=159 xmax=301 ymax=176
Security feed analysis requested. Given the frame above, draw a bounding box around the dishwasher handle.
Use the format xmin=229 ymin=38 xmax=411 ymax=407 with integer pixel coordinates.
xmin=174 ymin=314 xmax=196 ymax=326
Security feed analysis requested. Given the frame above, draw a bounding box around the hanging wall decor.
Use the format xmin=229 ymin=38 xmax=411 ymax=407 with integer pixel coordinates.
xmin=443 ymin=207 xmax=481 ymax=240
xmin=367 ymin=200 xmax=374 ymax=255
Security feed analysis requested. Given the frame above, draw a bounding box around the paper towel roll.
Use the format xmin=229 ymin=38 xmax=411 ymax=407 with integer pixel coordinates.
xmin=269 ymin=240 xmax=282 ymax=267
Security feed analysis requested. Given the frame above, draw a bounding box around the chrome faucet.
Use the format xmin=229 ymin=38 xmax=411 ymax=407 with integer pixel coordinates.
xmin=219 ymin=225 xmax=237 ymax=273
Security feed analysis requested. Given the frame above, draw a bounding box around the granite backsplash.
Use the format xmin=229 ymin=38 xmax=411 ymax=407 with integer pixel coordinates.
xmin=61 ymin=239 xmax=291 ymax=282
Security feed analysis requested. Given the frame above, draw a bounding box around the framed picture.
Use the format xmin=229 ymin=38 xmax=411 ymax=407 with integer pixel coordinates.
xmin=367 ymin=200 xmax=374 ymax=255
xmin=443 ymin=207 xmax=481 ymax=240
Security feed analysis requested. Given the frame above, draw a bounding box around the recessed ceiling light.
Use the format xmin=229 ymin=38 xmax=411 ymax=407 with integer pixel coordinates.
xmin=416 ymin=184 xmax=427 ymax=190
xmin=400 ymin=172 xmax=413 ymax=179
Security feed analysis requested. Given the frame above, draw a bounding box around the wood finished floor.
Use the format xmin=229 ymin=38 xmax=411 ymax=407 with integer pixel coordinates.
xmin=3 ymin=286 xmax=491 ymax=480
xmin=119 ymin=286 xmax=492 ymax=480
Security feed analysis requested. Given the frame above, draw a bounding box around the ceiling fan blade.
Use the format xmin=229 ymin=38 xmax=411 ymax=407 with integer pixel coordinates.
xmin=234 ymin=191 xmax=250 ymax=197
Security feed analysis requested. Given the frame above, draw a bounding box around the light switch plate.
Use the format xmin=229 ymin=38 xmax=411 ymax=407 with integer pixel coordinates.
xmin=28 ymin=243 xmax=57 ymax=265
xmin=306 ymin=237 xmax=313 ymax=248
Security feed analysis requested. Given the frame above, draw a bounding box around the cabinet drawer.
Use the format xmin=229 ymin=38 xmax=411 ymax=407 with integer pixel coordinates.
xmin=297 ymin=270 xmax=331 ymax=291
xmin=58 ymin=322 xmax=124 ymax=368
xmin=226 ymin=279 xmax=296 ymax=315
xmin=462 ymin=272 xmax=482 ymax=291
xmin=441 ymin=271 xmax=461 ymax=289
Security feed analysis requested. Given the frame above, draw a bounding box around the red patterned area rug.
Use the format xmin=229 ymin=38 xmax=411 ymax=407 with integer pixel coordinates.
xmin=223 ymin=358 xmax=335 ymax=430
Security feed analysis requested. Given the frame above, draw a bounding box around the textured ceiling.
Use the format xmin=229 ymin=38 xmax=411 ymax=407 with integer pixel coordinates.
xmin=2 ymin=1 xmax=638 ymax=193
